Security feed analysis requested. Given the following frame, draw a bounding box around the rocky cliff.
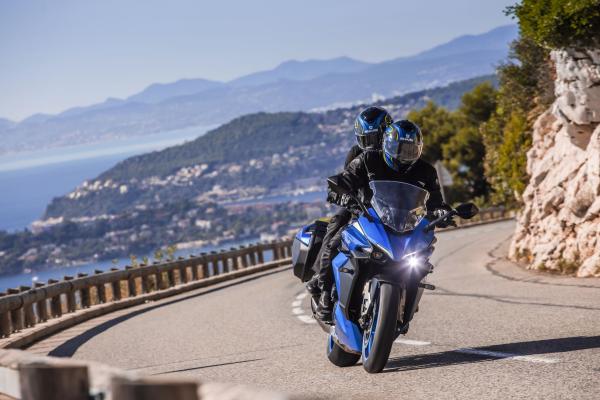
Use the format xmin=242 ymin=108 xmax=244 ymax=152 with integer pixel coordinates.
xmin=511 ymin=48 xmax=600 ymax=277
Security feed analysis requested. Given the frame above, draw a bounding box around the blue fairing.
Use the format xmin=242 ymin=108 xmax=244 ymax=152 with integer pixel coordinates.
xmin=331 ymin=252 xmax=348 ymax=286
xmin=332 ymin=303 xmax=362 ymax=353
xmin=357 ymin=209 xmax=434 ymax=260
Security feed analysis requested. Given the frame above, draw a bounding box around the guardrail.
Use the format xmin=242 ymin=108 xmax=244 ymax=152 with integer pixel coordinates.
xmin=0 ymin=240 xmax=292 ymax=349
xmin=0 ymin=348 xmax=290 ymax=400
xmin=0 ymin=207 xmax=514 ymax=351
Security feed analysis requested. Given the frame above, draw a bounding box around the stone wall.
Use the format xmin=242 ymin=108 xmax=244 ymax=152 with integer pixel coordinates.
xmin=510 ymin=48 xmax=600 ymax=277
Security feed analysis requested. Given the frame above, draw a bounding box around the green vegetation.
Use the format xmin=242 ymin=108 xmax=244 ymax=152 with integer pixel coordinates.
xmin=408 ymin=81 xmax=497 ymax=204
xmin=506 ymin=0 xmax=600 ymax=48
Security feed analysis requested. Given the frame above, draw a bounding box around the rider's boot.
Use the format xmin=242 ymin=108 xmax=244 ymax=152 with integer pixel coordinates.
xmin=305 ymin=275 xmax=321 ymax=296
xmin=316 ymin=291 xmax=333 ymax=322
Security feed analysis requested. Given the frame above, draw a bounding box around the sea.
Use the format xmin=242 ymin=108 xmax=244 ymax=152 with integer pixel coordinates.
xmin=0 ymin=125 xmax=325 ymax=291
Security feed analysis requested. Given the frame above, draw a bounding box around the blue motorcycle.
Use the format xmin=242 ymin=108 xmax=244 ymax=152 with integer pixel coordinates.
xmin=292 ymin=178 xmax=478 ymax=373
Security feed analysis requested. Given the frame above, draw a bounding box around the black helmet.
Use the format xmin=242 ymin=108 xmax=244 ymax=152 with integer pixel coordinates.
xmin=383 ymin=120 xmax=423 ymax=171
xmin=354 ymin=106 xmax=393 ymax=150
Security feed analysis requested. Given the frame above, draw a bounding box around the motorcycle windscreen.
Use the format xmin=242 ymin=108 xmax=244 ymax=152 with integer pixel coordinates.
xmin=369 ymin=181 xmax=428 ymax=232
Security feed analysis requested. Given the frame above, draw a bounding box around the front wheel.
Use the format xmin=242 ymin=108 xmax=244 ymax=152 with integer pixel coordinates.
xmin=327 ymin=335 xmax=360 ymax=367
xmin=362 ymin=282 xmax=400 ymax=373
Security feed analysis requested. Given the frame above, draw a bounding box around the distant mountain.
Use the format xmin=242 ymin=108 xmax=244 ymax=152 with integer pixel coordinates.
xmin=0 ymin=118 xmax=14 ymax=129
xmin=229 ymin=56 xmax=371 ymax=87
xmin=126 ymin=78 xmax=225 ymax=104
xmin=0 ymin=25 xmax=516 ymax=155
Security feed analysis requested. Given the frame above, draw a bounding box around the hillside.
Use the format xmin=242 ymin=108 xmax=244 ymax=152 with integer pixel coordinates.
xmin=0 ymin=25 xmax=515 ymax=155
xmin=44 ymin=75 xmax=496 ymax=219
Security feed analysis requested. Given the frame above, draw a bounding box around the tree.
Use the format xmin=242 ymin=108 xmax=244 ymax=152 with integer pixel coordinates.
xmin=481 ymin=36 xmax=554 ymax=206
xmin=507 ymin=0 xmax=600 ymax=49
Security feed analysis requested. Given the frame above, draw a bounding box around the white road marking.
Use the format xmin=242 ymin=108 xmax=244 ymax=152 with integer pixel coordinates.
xmin=395 ymin=338 xmax=431 ymax=346
xmin=298 ymin=315 xmax=316 ymax=324
xmin=394 ymin=339 xmax=559 ymax=365
xmin=292 ymin=292 xmax=316 ymax=324
xmin=455 ymin=348 xmax=559 ymax=364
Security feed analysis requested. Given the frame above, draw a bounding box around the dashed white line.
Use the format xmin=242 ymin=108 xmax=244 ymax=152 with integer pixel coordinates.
xmin=395 ymin=338 xmax=431 ymax=346
xmin=454 ymin=348 xmax=559 ymax=364
xmin=394 ymin=340 xmax=558 ymax=364
xmin=296 ymin=292 xmax=308 ymax=300
xmin=292 ymin=292 xmax=316 ymax=324
xmin=292 ymin=307 xmax=304 ymax=315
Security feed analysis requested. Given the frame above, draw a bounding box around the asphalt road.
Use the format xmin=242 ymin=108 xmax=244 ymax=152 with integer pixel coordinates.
xmin=29 ymin=221 xmax=600 ymax=399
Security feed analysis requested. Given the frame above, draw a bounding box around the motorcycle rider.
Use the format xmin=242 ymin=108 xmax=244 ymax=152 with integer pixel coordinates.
xmin=314 ymin=119 xmax=454 ymax=321
xmin=305 ymin=107 xmax=393 ymax=301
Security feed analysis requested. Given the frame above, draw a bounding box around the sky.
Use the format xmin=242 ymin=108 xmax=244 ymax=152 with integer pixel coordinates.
xmin=0 ymin=0 xmax=516 ymax=121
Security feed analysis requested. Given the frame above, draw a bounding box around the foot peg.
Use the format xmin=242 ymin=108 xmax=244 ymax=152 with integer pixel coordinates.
xmin=418 ymin=283 xmax=436 ymax=290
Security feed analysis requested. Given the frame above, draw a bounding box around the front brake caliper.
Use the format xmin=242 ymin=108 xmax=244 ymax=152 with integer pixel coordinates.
xmin=358 ymin=281 xmax=372 ymax=329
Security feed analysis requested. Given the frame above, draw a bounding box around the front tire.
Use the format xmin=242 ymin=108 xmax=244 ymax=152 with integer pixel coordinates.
xmin=327 ymin=335 xmax=360 ymax=367
xmin=362 ymin=282 xmax=400 ymax=373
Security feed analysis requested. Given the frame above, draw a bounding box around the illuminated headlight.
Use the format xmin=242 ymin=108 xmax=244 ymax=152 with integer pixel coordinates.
xmin=407 ymin=256 xmax=420 ymax=268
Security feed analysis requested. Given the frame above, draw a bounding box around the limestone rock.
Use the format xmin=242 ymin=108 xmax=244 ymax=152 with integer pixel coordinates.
xmin=511 ymin=49 xmax=600 ymax=277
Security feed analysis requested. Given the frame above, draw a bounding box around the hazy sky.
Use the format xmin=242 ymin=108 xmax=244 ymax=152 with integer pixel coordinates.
xmin=0 ymin=0 xmax=516 ymax=121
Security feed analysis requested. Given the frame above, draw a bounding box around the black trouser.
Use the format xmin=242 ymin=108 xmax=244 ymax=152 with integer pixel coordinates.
xmin=316 ymin=208 xmax=352 ymax=291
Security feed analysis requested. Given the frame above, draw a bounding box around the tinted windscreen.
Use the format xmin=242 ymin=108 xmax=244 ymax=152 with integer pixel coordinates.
xmin=369 ymin=181 xmax=429 ymax=232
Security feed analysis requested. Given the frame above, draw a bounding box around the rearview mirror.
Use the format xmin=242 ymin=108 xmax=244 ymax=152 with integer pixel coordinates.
xmin=455 ymin=202 xmax=478 ymax=219
xmin=327 ymin=175 xmax=351 ymax=196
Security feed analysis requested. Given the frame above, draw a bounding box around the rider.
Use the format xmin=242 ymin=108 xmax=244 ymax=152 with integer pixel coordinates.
xmin=305 ymin=107 xmax=393 ymax=300
xmin=314 ymin=119 xmax=454 ymax=321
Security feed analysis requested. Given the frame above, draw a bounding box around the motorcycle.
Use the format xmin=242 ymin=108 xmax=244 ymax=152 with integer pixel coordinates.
xmin=292 ymin=177 xmax=478 ymax=373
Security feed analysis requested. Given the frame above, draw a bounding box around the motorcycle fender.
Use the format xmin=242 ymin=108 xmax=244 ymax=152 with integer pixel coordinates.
xmin=402 ymin=284 xmax=424 ymax=324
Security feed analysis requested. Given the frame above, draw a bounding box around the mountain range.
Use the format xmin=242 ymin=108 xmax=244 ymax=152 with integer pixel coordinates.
xmin=0 ymin=25 xmax=517 ymax=155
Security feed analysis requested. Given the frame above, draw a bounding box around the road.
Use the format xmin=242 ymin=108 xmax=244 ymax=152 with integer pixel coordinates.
xmin=28 ymin=221 xmax=600 ymax=399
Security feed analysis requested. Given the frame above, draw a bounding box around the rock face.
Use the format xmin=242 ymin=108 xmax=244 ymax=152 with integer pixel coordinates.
xmin=510 ymin=48 xmax=600 ymax=277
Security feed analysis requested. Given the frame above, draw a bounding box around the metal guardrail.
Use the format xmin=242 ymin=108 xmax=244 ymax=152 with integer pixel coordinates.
xmin=0 ymin=240 xmax=292 ymax=349
xmin=0 ymin=207 xmax=514 ymax=351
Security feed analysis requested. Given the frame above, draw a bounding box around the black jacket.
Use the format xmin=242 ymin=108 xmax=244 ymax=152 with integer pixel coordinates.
xmin=340 ymin=151 xmax=446 ymax=211
xmin=344 ymin=144 xmax=363 ymax=168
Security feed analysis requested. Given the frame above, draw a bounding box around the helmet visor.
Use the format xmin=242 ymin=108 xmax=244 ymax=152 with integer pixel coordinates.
xmin=384 ymin=139 xmax=422 ymax=165
xmin=356 ymin=133 xmax=380 ymax=150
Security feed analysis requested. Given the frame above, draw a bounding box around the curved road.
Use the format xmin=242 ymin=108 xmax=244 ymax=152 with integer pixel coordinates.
xmin=29 ymin=221 xmax=600 ymax=399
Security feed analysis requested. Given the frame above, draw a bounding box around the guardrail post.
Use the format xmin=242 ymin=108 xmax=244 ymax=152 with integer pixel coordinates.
xmin=0 ymin=292 xmax=12 ymax=337
xmin=141 ymin=266 xmax=152 ymax=293
xmin=20 ymin=286 xmax=36 ymax=327
xmin=126 ymin=267 xmax=138 ymax=297
xmin=230 ymin=247 xmax=240 ymax=271
xmin=111 ymin=377 xmax=198 ymax=400
xmin=154 ymin=262 xmax=167 ymax=290
xmin=7 ymin=288 xmax=24 ymax=332
xmin=256 ymin=245 xmax=264 ymax=264
xmin=218 ymin=250 xmax=228 ymax=273
xmin=238 ymin=246 xmax=249 ymax=269
xmin=209 ymin=251 xmax=219 ymax=275
xmin=188 ymin=255 xmax=198 ymax=281
xmin=199 ymin=253 xmax=209 ymax=278
xmin=110 ymin=274 xmax=123 ymax=302
xmin=34 ymin=283 xmax=48 ymax=322
xmin=77 ymin=273 xmax=91 ymax=308
xmin=19 ymin=363 xmax=90 ymax=400
xmin=167 ymin=264 xmax=177 ymax=287
xmin=94 ymin=270 xmax=107 ymax=304
xmin=63 ymin=276 xmax=77 ymax=313
xmin=178 ymin=257 xmax=189 ymax=284
xmin=48 ymin=279 xmax=62 ymax=317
